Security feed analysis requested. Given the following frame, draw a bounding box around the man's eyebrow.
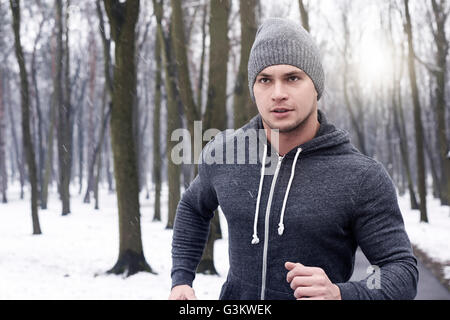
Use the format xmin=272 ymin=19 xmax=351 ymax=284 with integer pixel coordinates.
xmin=257 ymin=70 xmax=305 ymax=78
xmin=285 ymin=70 xmax=305 ymax=76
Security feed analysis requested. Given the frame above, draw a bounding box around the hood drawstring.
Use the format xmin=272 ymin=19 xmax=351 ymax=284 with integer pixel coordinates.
xmin=278 ymin=148 xmax=302 ymax=236
xmin=251 ymin=146 xmax=302 ymax=244
xmin=252 ymin=144 xmax=267 ymax=245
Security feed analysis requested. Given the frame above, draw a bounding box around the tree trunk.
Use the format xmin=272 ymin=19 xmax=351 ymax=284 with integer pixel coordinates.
xmin=170 ymin=0 xmax=201 ymax=166
xmin=96 ymin=0 xmax=114 ymax=196
xmin=77 ymin=82 xmax=85 ymax=194
xmin=54 ymin=0 xmax=64 ymax=210
xmin=56 ymin=0 xmax=72 ymax=215
xmin=341 ymin=10 xmax=367 ymax=156
xmin=103 ymin=0 xmax=153 ymax=276
xmin=203 ymin=0 xmax=230 ymax=132
xmin=84 ymin=96 xmax=111 ymax=206
xmin=152 ymin=25 xmax=162 ymax=222
xmin=430 ymin=0 xmax=450 ymax=205
xmin=0 ymin=70 xmax=7 ymax=203
xmin=94 ymin=87 xmax=108 ymax=210
xmin=5 ymin=69 xmax=25 ymax=199
xmin=84 ymin=31 xmax=97 ymax=204
xmin=105 ymin=133 xmax=114 ymax=192
xmin=393 ymin=86 xmax=419 ymax=209
xmin=41 ymin=30 xmax=59 ymax=210
xmin=31 ymin=18 xmax=45 ymax=206
xmin=196 ymin=2 xmax=208 ymax=112
xmin=197 ymin=0 xmax=230 ymax=275
xmin=403 ymin=0 xmax=428 ymax=223
xmin=233 ymin=0 xmax=257 ymax=129
xmin=153 ymin=0 xmax=181 ymax=229
xmin=10 ymin=0 xmax=42 ymax=234
xmin=298 ymin=0 xmax=310 ymax=32
xmin=387 ymin=10 xmax=419 ymax=210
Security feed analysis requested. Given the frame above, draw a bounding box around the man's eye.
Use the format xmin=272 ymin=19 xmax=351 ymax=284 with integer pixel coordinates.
xmin=288 ymin=76 xmax=300 ymax=82
xmin=259 ymin=78 xmax=270 ymax=84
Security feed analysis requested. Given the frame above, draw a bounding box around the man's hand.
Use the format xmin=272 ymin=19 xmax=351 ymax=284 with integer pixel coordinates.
xmin=285 ymin=262 xmax=342 ymax=300
xmin=169 ymin=285 xmax=198 ymax=300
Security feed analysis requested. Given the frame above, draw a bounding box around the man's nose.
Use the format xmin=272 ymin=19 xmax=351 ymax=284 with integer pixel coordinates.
xmin=271 ymin=81 xmax=288 ymax=102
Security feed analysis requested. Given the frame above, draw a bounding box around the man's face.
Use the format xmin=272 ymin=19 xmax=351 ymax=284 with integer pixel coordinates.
xmin=253 ymin=64 xmax=318 ymax=133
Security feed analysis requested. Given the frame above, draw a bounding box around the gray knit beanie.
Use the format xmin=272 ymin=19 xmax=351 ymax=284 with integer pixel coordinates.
xmin=248 ymin=18 xmax=325 ymax=101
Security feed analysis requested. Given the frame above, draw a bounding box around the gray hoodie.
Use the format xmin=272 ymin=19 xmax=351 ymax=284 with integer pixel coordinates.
xmin=171 ymin=110 xmax=418 ymax=300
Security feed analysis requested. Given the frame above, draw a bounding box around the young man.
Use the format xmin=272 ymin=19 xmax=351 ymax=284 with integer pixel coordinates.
xmin=169 ymin=18 xmax=418 ymax=300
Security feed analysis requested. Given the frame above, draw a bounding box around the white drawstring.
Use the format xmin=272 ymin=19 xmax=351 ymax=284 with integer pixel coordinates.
xmin=252 ymin=144 xmax=267 ymax=245
xmin=251 ymin=146 xmax=302 ymax=244
xmin=278 ymin=148 xmax=302 ymax=236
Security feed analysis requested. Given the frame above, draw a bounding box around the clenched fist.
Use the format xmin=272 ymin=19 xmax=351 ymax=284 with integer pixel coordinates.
xmin=169 ymin=285 xmax=198 ymax=300
xmin=285 ymin=262 xmax=341 ymax=300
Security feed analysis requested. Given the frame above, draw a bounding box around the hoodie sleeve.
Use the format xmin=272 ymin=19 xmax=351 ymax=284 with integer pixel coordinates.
xmin=171 ymin=141 xmax=219 ymax=289
xmin=336 ymin=162 xmax=419 ymax=300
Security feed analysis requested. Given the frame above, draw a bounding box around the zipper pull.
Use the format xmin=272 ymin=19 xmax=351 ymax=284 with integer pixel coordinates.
xmin=278 ymin=156 xmax=284 ymax=166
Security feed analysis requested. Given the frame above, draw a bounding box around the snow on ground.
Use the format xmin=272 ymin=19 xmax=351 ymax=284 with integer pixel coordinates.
xmin=0 ymin=183 xmax=228 ymax=300
xmin=398 ymin=194 xmax=450 ymax=281
xmin=0 ymin=182 xmax=448 ymax=299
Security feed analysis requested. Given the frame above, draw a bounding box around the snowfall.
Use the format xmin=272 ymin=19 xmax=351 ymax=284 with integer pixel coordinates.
xmin=0 ymin=182 xmax=449 ymax=300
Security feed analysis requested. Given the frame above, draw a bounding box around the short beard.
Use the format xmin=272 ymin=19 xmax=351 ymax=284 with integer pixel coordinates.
xmin=264 ymin=106 xmax=316 ymax=134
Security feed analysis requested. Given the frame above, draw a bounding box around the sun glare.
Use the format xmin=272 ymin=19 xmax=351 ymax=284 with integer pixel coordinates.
xmin=358 ymin=35 xmax=394 ymax=87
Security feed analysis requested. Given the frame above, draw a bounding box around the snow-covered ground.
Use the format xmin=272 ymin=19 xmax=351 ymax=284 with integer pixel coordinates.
xmin=398 ymin=194 xmax=450 ymax=283
xmin=0 ymin=182 xmax=448 ymax=299
xmin=0 ymin=183 xmax=229 ymax=300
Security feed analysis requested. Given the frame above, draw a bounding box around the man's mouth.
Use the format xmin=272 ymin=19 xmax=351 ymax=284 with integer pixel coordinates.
xmin=271 ymin=108 xmax=292 ymax=114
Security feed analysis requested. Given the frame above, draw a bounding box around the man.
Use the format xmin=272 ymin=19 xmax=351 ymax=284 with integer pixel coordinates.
xmin=169 ymin=18 xmax=418 ymax=300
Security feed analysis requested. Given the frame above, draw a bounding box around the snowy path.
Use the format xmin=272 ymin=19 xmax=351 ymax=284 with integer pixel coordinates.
xmin=351 ymin=248 xmax=450 ymax=300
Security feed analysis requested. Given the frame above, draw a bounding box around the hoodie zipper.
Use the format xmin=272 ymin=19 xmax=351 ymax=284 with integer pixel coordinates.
xmin=260 ymin=155 xmax=284 ymax=300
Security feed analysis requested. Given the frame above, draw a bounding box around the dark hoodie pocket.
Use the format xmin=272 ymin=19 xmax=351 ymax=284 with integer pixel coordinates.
xmin=219 ymin=280 xmax=234 ymax=300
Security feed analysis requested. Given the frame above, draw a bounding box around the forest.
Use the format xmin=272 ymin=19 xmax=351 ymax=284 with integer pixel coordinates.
xmin=0 ymin=0 xmax=449 ymax=281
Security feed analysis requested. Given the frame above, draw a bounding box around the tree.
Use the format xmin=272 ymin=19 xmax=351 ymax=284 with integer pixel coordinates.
xmin=170 ymin=0 xmax=201 ymax=162
xmin=153 ymin=0 xmax=181 ymax=229
xmin=5 ymin=69 xmax=25 ymax=199
xmin=197 ymin=0 xmax=230 ymax=275
xmin=152 ymin=25 xmax=162 ymax=222
xmin=232 ymin=0 xmax=257 ymax=129
xmin=387 ymin=3 xmax=419 ymax=210
xmin=41 ymin=17 xmax=58 ymax=210
xmin=93 ymin=87 xmax=109 ymax=210
xmin=103 ymin=0 xmax=153 ymax=276
xmin=30 ymin=16 xmax=46 ymax=206
xmin=0 ymin=70 xmax=7 ymax=203
xmin=196 ymin=2 xmax=208 ymax=112
xmin=10 ymin=0 xmax=42 ymax=234
xmin=403 ymin=0 xmax=428 ymax=223
xmin=340 ymin=3 xmax=368 ymax=156
xmin=83 ymin=28 xmax=97 ymax=204
xmin=0 ymin=2 xmax=8 ymax=203
xmin=298 ymin=0 xmax=310 ymax=32
xmin=429 ymin=0 xmax=450 ymax=205
xmin=55 ymin=0 xmax=72 ymax=215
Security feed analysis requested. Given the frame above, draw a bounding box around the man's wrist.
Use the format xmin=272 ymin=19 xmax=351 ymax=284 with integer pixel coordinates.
xmin=171 ymin=269 xmax=195 ymax=289
xmin=332 ymin=284 xmax=342 ymax=300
